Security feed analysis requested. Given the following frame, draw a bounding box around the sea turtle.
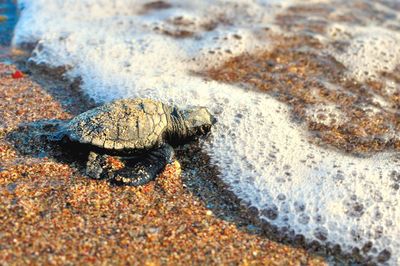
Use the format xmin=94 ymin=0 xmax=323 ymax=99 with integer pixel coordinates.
xmin=50 ymin=98 xmax=216 ymax=186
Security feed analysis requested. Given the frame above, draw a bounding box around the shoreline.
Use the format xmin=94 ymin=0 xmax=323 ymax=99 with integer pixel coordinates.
xmin=2 ymin=1 xmax=396 ymax=264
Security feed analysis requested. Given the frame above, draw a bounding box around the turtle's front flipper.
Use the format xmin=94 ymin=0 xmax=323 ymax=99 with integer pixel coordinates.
xmin=86 ymin=151 xmax=130 ymax=180
xmin=86 ymin=151 xmax=109 ymax=180
xmin=112 ymin=144 xmax=175 ymax=186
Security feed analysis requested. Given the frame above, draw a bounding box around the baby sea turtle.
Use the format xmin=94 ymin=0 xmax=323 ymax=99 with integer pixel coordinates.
xmin=50 ymin=98 xmax=216 ymax=186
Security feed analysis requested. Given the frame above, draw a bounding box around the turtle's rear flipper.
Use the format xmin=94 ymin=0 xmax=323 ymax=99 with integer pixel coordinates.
xmin=111 ymin=144 xmax=175 ymax=186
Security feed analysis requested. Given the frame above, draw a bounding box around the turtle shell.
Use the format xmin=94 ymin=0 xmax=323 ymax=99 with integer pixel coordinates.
xmin=65 ymin=98 xmax=170 ymax=151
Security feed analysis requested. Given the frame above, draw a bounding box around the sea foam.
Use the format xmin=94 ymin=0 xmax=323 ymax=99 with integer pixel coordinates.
xmin=14 ymin=0 xmax=400 ymax=264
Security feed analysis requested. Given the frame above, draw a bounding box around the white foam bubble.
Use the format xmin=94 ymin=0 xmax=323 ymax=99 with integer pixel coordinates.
xmin=14 ymin=0 xmax=400 ymax=263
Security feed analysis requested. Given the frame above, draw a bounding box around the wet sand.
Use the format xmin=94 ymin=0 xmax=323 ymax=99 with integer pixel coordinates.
xmin=0 ymin=57 xmax=329 ymax=265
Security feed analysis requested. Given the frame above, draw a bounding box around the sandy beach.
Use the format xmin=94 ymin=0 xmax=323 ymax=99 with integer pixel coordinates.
xmin=2 ymin=0 xmax=400 ymax=264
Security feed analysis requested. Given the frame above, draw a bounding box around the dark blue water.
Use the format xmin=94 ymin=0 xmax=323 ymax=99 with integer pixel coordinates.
xmin=0 ymin=0 xmax=17 ymax=46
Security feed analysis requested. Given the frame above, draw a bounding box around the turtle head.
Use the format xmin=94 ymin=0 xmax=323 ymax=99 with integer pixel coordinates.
xmin=181 ymin=107 xmax=216 ymax=138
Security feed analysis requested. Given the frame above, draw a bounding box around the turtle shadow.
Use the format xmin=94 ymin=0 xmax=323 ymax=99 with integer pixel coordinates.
xmin=5 ymin=119 xmax=92 ymax=171
xmin=5 ymin=119 xmax=157 ymax=186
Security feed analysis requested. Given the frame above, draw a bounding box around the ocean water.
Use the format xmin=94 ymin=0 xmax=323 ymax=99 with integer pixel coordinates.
xmin=0 ymin=0 xmax=17 ymax=46
xmin=13 ymin=0 xmax=400 ymax=264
